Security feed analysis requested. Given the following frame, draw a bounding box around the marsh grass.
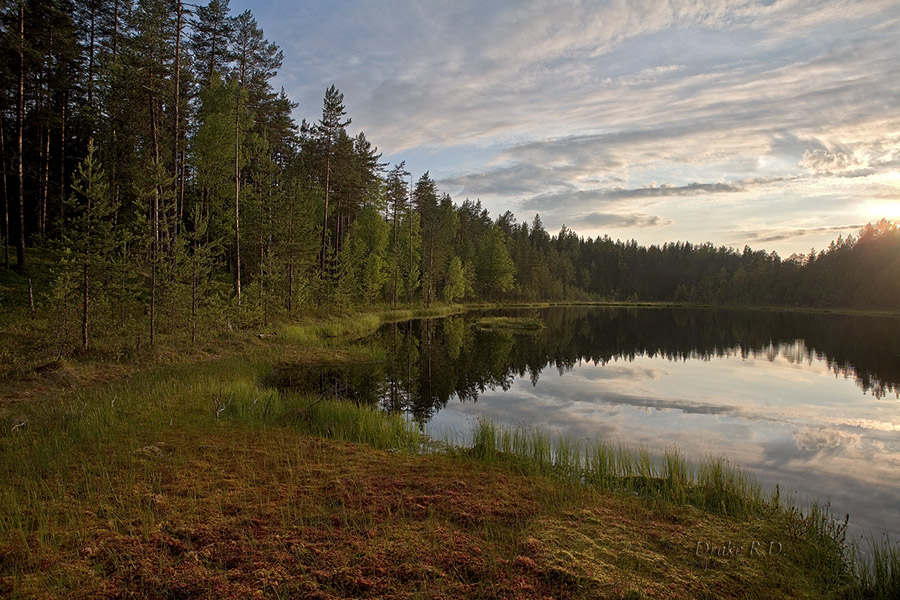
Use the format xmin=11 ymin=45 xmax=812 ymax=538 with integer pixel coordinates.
xmin=283 ymin=395 xmax=423 ymax=452
xmin=279 ymin=305 xmax=464 ymax=346
xmin=468 ymin=420 xmax=765 ymax=517
xmin=463 ymin=418 xmax=900 ymax=596
xmin=855 ymin=536 xmax=900 ymax=600
xmin=474 ymin=316 xmax=544 ymax=330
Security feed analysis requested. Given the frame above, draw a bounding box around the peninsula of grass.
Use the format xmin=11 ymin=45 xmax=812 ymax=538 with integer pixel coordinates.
xmin=1 ymin=306 xmax=898 ymax=598
xmin=475 ymin=315 xmax=545 ymax=331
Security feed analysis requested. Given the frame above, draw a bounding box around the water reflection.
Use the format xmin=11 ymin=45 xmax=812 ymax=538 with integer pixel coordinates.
xmin=267 ymin=307 xmax=900 ymax=540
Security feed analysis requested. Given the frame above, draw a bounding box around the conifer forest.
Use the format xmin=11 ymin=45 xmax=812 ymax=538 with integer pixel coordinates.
xmin=1 ymin=0 xmax=898 ymax=354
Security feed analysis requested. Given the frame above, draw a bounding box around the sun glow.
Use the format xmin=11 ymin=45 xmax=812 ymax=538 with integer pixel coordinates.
xmin=864 ymin=201 xmax=900 ymax=220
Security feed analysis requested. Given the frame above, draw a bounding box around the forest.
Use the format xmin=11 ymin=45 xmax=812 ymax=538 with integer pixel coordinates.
xmin=1 ymin=0 xmax=898 ymax=355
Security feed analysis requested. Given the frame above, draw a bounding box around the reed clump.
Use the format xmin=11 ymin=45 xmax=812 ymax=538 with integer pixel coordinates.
xmin=463 ymin=418 xmax=900 ymax=597
xmin=468 ymin=420 xmax=764 ymax=518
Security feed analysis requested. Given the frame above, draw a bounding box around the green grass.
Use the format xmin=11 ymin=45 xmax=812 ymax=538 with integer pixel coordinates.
xmin=474 ymin=315 xmax=544 ymax=330
xmin=856 ymin=536 xmax=900 ymax=599
xmin=278 ymin=304 xmax=466 ymax=346
xmin=279 ymin=312 xmax=385 ymax=345
xmin=467 ymin=420 xmax=764 ymax=517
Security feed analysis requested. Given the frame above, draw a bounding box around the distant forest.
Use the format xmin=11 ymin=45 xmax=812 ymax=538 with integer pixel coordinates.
xmin=1 ymin=0 xmax=898 ymax=351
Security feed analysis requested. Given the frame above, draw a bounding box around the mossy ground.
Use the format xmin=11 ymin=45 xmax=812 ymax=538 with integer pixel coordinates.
xmin=0 ymin=422 xmax=853 ymax=599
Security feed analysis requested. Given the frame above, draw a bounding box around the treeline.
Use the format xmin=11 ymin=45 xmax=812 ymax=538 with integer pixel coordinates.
xmin=523 ymin=219 xmax=900 ymax=307
xmin=0 ymin=1 xmax=897 ymax=353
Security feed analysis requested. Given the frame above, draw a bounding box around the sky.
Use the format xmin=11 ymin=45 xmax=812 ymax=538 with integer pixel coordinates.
xmin=228 ymin=0 xmax=900 ymax=256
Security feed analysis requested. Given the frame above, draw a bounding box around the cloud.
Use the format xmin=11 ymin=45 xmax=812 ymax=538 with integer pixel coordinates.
xmin=793 ymin=427 xmax=861 ymax=453
xmin=580 ymin=213 xmax=670 ymax=228
xmin=736 ymin=224 xmax=864 ymax=244
xmin=800 ymin=149 xmax=863 ymax=173
xmin=606 ymin=182 xmax=743 ymax=199
xmin=519 ymin=180 xmax=747 ymax=213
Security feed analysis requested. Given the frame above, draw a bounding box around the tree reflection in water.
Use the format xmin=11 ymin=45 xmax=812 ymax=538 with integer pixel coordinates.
xmin=266 ymin=307 xmax=900 ymax=424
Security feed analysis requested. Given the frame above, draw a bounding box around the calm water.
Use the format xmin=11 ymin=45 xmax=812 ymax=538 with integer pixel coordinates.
xmin=271 ymin=307 xmax=900 ymax=542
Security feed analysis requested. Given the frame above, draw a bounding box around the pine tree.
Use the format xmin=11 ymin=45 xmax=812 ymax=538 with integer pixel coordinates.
xmin=62 ymin=139 xmax=119 ymax=349
xmin=189 ymin=0 xmax=234 ymax=87
xmin=312 ymin=85 xmax=350 ymax=289
xmin=385 ymin=161 xmax=410 ymax=306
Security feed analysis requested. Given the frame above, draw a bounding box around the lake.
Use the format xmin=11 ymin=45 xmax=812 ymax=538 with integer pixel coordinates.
xmin=272 ymin=306 xmax=900 ymax=542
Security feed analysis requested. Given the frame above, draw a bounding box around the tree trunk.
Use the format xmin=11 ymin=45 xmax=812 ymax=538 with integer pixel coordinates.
xmin=112 ymin=0 xmax=120 ymax=59
xmin=408 ymin=180 xmax=413 ymax=305
xmin=41 ymin=125 xmax=49 ymax=241
xmin=392 ymin=201 xmax=398 ymax=307
xmin=172 ymin=1 xmax=182 ymax=246
xmin=82 ymin=192 xmax=92 ymax=350
xmin=149 ymin=86 xmax=160 ymax=345
xmin=1 ymin=119 xmax=9 ymax=269
xmin=28 ymin=277 xmax=35 ymax=319
xmin=59 ymin=93 xmax=66 ymax=224
xmin=191 ymin=251 xmax=197 ymax=345
xmin=87 ymin=2 xmax=95 ymax=109
xmin=82 ymin=250 xmax=90 ymax=349
xmin=258 ymin=226 xmax=264 ymax=306
xmin=320 ymin=152 xmax=330 ymax=286
xmin=41 ymin=26 xmax=52 ymax=242
xmin=16 ymin=1 xmax=26 ymax=269
xmin=234 ymin=91 xmax=241 ymax=303
xmin=178 ymin=149 xmax=185 ymax=239
xmin=287 ymin=201 xmax=294 ymax=313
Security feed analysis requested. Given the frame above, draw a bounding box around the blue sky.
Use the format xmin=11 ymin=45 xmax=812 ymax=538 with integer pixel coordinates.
xmin=229 ymin=0 xmax=900 ymax=256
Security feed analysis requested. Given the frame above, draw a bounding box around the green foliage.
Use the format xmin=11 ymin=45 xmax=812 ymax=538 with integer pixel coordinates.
xmin=443 ymin=255 xmax=471 ymax=302
xmin=477 ymin=224 xmax=516 ymax=300
xmin=337 ymin=205 xmax=390 ymax=305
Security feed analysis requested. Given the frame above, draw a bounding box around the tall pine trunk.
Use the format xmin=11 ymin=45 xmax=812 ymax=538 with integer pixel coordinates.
xmin=287 ymin=210 xmax=294 ymax=314
xmin=1 ymin=120 xmax=9 ymax=269
xmin=172 ymin=1 xmax=182 ymax=248
xmin=59 ymin=93 xmax=66 ymax=225
xmin=320 ymin=152 xmax=330 ymax=288
xmin=234 ymin=91 xmax=241 ymax=303
xmin=16 ymin=1 xmax=26 ymax=269
xmin=392 ymin=202 xmax=398 ymax=307
xmin=41 ymin=125 xmax=49 ymax=241
xmin=82 ymin=204 xmax=91 ymax=350
xmin=149 ymin=82 xmax=160 ymax=345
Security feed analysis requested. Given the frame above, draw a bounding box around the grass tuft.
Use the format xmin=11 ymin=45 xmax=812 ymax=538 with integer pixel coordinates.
xmin=474 ymin=316 xmax=544 ymax=330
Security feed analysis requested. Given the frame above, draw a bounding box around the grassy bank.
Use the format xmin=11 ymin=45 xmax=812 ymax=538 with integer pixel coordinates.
xmin=1 ymin=303 xmax=897 ymax=597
